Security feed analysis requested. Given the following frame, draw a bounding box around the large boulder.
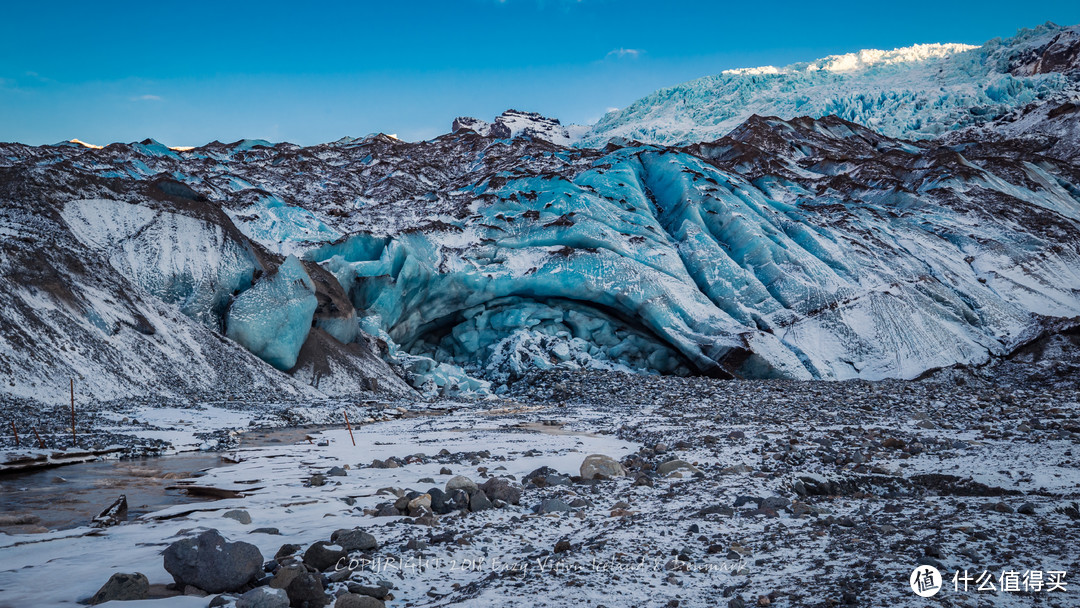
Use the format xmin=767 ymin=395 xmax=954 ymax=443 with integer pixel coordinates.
xmin=163 ymin=529 xmax=263 ymax=594
xmin=407 ymin=493 xmax=432 ymax=515
xmin=445 ymin=475 xmax=478 ymax=494
xmin=88 ymin=572 xmax=149 ymax=605
xmin=657 ymin=459 xmax=702 ymax=476
xmin=480 ymin=477 xmax=522 ymax=505
xmin=334 ymin=593 xmax=385 ymax=608
xmin=534 ymin=498 xmax=573 ymax=514
xmin=580 ymin=454 xmax=626 ymax=480
xmin=427 ymin=488 xmax=450 ymax=514
xmin=469 ymin=490 xmax=493 ymax=512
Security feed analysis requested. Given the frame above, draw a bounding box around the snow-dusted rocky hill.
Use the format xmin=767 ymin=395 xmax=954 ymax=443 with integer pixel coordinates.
xmin=453 ymin=110 xmax=590 ymax=146
xmin=583 ymin=23 xmax=1080 ymax=146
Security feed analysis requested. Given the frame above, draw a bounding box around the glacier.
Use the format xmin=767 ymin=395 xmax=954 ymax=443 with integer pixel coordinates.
xmin=2 ymin=22 xmax=1080 ymax=401
xmin=583 ymin=23 xmax=1080 ymax=146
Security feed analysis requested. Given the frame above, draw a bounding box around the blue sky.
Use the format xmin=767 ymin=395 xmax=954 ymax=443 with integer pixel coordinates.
xmin=2 ymin=1 xmax=1078 ymax=146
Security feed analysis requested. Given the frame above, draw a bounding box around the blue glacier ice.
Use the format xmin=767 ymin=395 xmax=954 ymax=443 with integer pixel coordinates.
xmin=225 ymin=194 xmax=342 ymax=257
xmin=295 ymin=132 xmax=1080 ymax=391
xmin=225 ymin=255 xmax=318 ymax=370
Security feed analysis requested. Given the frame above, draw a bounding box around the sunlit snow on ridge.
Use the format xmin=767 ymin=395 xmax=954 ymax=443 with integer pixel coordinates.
xmin=722 ymin=42 xmax=979 ymax=75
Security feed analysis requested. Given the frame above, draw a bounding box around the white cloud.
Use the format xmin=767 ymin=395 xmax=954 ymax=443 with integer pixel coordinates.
xmin=606 ymin=48 xmax=643 ymax=60
xmin=132 ymin=94 xmax=163 ymax=102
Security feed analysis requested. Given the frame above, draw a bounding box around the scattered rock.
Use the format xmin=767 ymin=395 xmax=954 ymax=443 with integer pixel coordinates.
xmin=469 ymin=490 xmax=493 ymax=512
xmin=270 ymin=563 xmax=327 ymax=608
xmin=346 ymin=583 xmax=390 ymax=599
xmin=303 ymin=541 xmax=347 ymax=572
xmin=480 ymin=477 xmax=522 ymax=505
xmin=657 ymin=459 xmax=701 ymax=476
xmin=92 ymin=495 xmax=128 ymax=528
xmin=331 ymin=528 xmax=377 ymax=552
xmin=579 ymin=454 xmax=625 ymax=480
xmin=534 ymin=498 xmax=573 ymax=514
xmin=334 ymin=593 xmax=385 ymax=608
xmin=236 ymin=587 xmax=289 ymax=608
xmin=88 ymin=572 xmax=149 ymax=605
xmin=407 ymin=493 xmax=432 ymax=514
xmin=275 ymin=543 xmax=301 ymax=560
xmin=223 ymin=509 xmax=252 ymax=525
xmin=760 ymin=497 xmax=790 ymax=511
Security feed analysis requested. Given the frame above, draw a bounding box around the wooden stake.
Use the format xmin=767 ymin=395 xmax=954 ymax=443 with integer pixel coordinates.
xmin=70 ymin=378 xmax=76 ymax=448
xmin=32 ymin=427 xmax=45 ymax=449
xmin=344 ymin=411 xmax=356 ymax=446
xmin=10 ymin=421 xmax=18 ymax=447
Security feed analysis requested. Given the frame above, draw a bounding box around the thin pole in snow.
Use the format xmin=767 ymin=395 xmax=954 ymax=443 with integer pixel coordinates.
xmin=70 ymin=378 xmax=76 ymax=448
xmin=10 ymin=421 xmax=18 ymax=447
xmin=32 ymin=427 xmax=45 ymax=449
xmin=344 ymin=411 xmax=356 ymax=446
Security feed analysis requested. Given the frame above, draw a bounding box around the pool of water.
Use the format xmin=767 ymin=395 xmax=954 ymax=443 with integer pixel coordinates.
xmin=0 ymin=452 xmax=224 ymax=533
xmin=0 ymin=424 xmax=340 ymax=534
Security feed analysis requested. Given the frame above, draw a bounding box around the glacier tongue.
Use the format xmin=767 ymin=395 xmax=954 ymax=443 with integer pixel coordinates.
xmin=297 ymin=116 xmax=1080 ymax=389
xmin=226 ymin=255 xmax=318 ymax=371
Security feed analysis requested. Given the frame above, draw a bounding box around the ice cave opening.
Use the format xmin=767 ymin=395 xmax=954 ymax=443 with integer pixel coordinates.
xmin=394 ymin=296 xmax=694 ymax=388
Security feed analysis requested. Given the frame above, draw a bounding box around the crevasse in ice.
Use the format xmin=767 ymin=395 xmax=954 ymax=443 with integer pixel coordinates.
xmin=225 ymin=255 xmax=318 ymax=370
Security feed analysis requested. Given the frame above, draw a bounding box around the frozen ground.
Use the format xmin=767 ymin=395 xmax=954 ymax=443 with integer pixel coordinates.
xmin=1 ymin=368 xmax=1078 ymax=607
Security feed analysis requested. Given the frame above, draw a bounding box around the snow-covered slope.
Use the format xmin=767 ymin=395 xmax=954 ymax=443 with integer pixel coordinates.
xmin=583 ymin=23 xmax=1080 ymax=146
xmin=0 ymin=168 xmax=414 ymax=405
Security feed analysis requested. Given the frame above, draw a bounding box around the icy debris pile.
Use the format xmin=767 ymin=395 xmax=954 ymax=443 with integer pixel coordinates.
xmin=404 ymin=297 xmax=691 ymax=387
xmin=226 ymin=255 xmax=318 ymax=370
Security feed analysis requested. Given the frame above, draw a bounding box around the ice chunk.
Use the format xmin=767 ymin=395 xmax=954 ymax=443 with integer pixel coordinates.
xmin=226 ymin=256 xmax=318 ymax=370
